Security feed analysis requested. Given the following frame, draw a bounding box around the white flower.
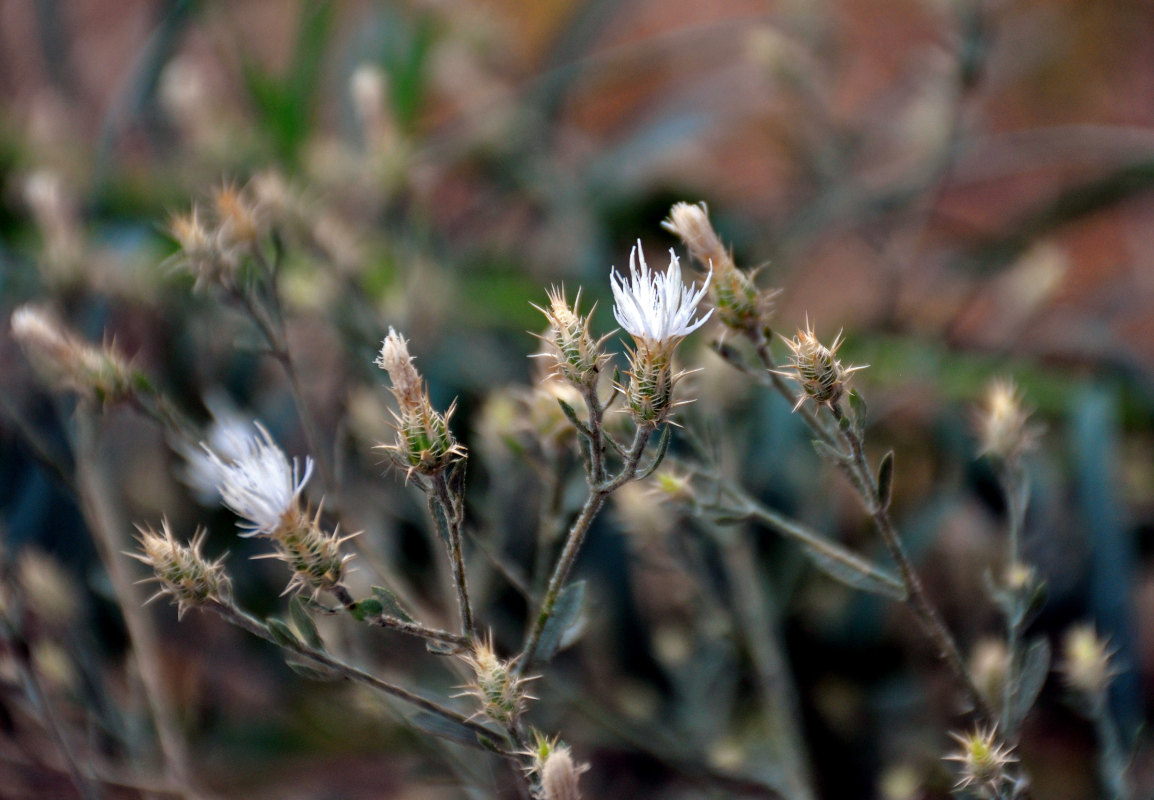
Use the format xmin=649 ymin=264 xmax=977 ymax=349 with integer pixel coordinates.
xmin=206 ymin=423 xmax=313 ymax=536
xmin=178 ymin=393 xmax=258 ymax=504
xmin=610 ymin=240 xmax=712 ymax=349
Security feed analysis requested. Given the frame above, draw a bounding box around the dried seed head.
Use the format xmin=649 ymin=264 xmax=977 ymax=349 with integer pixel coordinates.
xmin=532 ymin=287 xmax=606 ymax=388
xmin=130 ymin=522 xmax=231 ymax=619
xmin=457 ymin=639 xmax=535 ymax=726
xmin=11 ymin=305 xmax=136 ymax=403
xmin=662 ymin=201 xmax=779 ymax=332
xmin=261 ymin=504 xmax=357 ymax=598
xmin=375 ymin=328 xmax=465 ymax=476
xmin=775 ymin=319 xmax=866 ymax=411
xmin=1061 ymin=624 xmax=1116 ymax=698
xmin=540 ymin=744 xmax=588 ymax=800
xmin=943 ymin=726 xmax=1017 ymax=794
xmin=975 ymin=379 xmax=1039 ymax=463
xmin=213 ymin=181 xmax=262 ymax=249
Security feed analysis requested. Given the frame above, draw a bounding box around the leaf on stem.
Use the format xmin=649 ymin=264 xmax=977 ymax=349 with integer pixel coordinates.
xmin=285 ymin=657 xmax=339 ymax=681
xmin=556 ymin=398 xmax=591 ymax=437
xmin=635 ymin=425 xmax=672 ymax=480
xmin=1008 ymin=637 xmax=1051 ymax=732
xmin=877 ymin=450 xmax=895 ymax=512
xmin=800 ymin=542 xmax=907 ymax=600
xmin=289 ymin=595 xmax=324 ymax=650
xmin=267 ymin=617 xmax=302 ymax=648
xmin=848 ymin=389 xmax=868 ymax=432
xmin=371 ymin=585 xmax=414 ymax=623
xmin=409 ymin=711 xmax=489 ymax=750
xmin=537 ymin=580 xmax=586 ymax=663
xmin=351 ymin=597 xmax=384 ymax=621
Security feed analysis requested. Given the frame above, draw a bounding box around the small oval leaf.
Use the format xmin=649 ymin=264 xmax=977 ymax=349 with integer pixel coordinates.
xmin=877 ymin=450 xmax=895 ymax=512
xmin=289 ymin=596 xmax=324 ymax=650
xmin=537 ymin=581 xmax=585 ymax=663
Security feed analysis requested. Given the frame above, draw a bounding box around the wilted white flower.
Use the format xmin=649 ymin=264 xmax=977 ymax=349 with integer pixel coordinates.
xmin=178 ymin=393 xmax=258 ymax=503
xmin=206 ymin=423 xmax=313 ymax=536
xmin=610 ymin=241 xmax=711 ymax=352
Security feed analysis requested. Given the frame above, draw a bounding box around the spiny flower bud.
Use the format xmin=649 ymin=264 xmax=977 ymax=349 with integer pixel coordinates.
xmin=975 ymin=379 xmax=1039 ymax=464
xmin=662 ymin=201 xmax=778 ymax=332
xmin=375 ymin=328 xmax=465 ymax=476
xmin=11 ymin=305 xmax=136 ymax=403
xmin=943 ymin=726 xmax=1017 ymax=794
xmin=621 ymin=346 xmax=677 ymax=426
xmin=260 ymin=504 xmax=357 ymax=598
xmin=130 ymin=522 xmax=231 ymax=619
xmin=1060 ymin=624 xmax=1116 ymax=699
xmin=212 ymin=181 xmax=263 ymax=251
xmin=456 ymin=639 xmax=535 ymax=726
xmin=532 ymin=288 xmax=607 ymax=388
xmin=774 ymin=319 xmax=866 ymax=411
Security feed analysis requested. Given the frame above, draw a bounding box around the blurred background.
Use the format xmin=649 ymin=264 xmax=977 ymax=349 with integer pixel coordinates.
xmin=1 ymin=1 xmax=1153 ymax=798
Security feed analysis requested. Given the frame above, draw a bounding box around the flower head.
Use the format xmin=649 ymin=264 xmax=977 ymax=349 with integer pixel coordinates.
xmin=532 ymin=287 xmax=608 ymax=388
xmin=943 ymin=726 xmax=1017 ymax=794
xmin=11 ymin=305 xmax=135 ymax=402
xmin=130 ymin=521 xmax=231 ymax=618
xmin=975 ymin=378 xmax=1039 ymax=464
xmin=610 ymin=241 xmax=711 ymax=352
xmin=205 ymin=423 xmax=313 ymax=537
xmin=774 ymin=318 xmax=866 ymax=411
xmin=1061 ymin=623 xmax=1116 ymax=699
xmin=455 ymin=637 xmax=537 ymax=725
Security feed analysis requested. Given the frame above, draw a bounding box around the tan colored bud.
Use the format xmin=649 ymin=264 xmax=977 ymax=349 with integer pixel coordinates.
xmin=1061 ymin=624 xmax=1115 ymax=698
xmin=541 ymin=745 xmax=588 ymax=800
xmin=11 ymin=305 xmax=135 ymax=402
xmin=130 ymin=522 xmax=231 ymax=618
xmin=532 ymin=288 xmax=606 ymax=388
xmin=975 ymin=379 xmax=1039 ymax=463
xmin=264 ymin=505 xmax=357 ymax=598
xmin=457 ymin=639 xmax=535 ymax=725
xmin=775 ymin=320 xmax=866 ymax=411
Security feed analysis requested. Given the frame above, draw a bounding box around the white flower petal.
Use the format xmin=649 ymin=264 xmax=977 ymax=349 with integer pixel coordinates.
xmin=610 ymin=240 xmax=711 ymax=346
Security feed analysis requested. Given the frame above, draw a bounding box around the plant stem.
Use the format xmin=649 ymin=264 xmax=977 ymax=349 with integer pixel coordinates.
xmin=431 ymin=473 xmax=476 ymax=639
xmin=829 ymin=403 xmax=990 ymax=720
xmin=517 ymin=426 xmax=650 ymax=674
xmin=209 ymin=600 xmax=505 ymax=748
xmin=329 ymin=585 xmax=469 ymax=647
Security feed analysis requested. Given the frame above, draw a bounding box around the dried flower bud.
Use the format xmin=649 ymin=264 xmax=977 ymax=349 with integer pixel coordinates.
xmin=457 ymin=639 xmax=535 ymax=725
xmin=975 ymin=379 xmax=1039 ymax=463
xmin=662 ymin=202 xmax=778 ymax=332
xmin=213 ymin=182 xmax=263 ymax=250
xmin=11 ymin=305 xmax=136 ymax=403
xmin=943 ymin=726 xmax=1017 ymax=794
xmin=375 ymin=328 xmax=465 ymax=476
xmin=261 ymin=504 xmax=357 ymax=598
xmin=774 ymin=320 xmax=866 ymax=411
xmin=17 ymin=549 xmax=80 ymax=629
xmin=1061 ymin=624 xmax=1116 ymax=698
xmin=532 ymin=288 xmax=607 ymax=388
xmin=130 ymin=522 xmax=231 ymax=618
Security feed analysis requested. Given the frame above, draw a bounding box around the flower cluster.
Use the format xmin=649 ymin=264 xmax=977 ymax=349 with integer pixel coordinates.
xmin=375 ymin=327 xmax=466 ymax=476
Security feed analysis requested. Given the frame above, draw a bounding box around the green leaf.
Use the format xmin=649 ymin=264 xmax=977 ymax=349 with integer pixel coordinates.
xmin=537 ymin=581 xmax=585 ymax=662
xmin=289 ymin=596 xmax=324 ymax=650
xmin=811 ymin=439 xmax=845 ymax=463
xmin=800 ymin=542 xmax=907 ymax=600
xmin=556 ymin=398 xmax=589 ymax=435
xmin=352 ymin=597 xmax=384 ymax=622
xmin=267 ymin=618 xmax=301 ymax=649
xmin=636 ymin=425 xmax=672 ymax=480
xmin=876 ymin=450 xmax=895 ymax=512
xmin=848 ymin=389 xmax=868 ymax=431
xmin=371 ymin=586 xmax=414 ymax=623
xmin=1008 ymin=637 xmax=1051 ymax=733
xmin=426 ymin=640 xmax=458 ymax=656
xmin=284 ymin=657 xmax=339 ymax=682
xmin=409 ymin=711 xmax=486 ymax=750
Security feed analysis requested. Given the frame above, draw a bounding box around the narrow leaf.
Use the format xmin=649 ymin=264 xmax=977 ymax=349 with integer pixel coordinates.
xmin=426 ymin=640 xmax=458 ymax=656
xmin=409 ymin=712 xmax=485 ymax=750
xmin=556 ymin=398 xmax=590 ymax=436
xmin=848 ymin=389 xmax=868 ymax=430
xmin=289 ymin=596 xmax=324 ymax=650
xmin=801 ymin=543 xmax=907 ymax=600
xmin=635 ymin=425 xmax=672 ymax=480
xmin=285 ymin=657 xmax=339 ymax=682
xmin=352 ymin=597 xmax=384 ymax=622
xmin=876 ymin=450 xmax=895 ymax=512
xmin=371 ymin=586 xmax=414 ymax=623
xmin=1009 ymin=638 xmax=1051 ymax=732
xmin=267 ymin=618 xmax=301 ymax=649
xmin=537 ymin=581 xmax=585 ymax=663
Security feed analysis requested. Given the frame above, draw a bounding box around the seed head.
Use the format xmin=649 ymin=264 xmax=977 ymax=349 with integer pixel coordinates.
xmin=130 ymin=522 xmax=231 ymax=619
xmin=943 ymin=726 xmax=1017 ymax=794
xmin=663 ymin=201 xmax=777 ymax=332
xmin=540 ymin=744 xmax=588 ymax=800
xmin=774 ymin=319 xmax=866 ymax=411
xmin=1061 ymin=624 xmax=1116 ymax=699
xmin=375 ymin=328 xmax=465 ymax=476
xmin=11 ymin=305 xmax=136 ymax=403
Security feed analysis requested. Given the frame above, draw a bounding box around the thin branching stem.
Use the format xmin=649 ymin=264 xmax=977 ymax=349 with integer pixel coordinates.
xmin=432 ymin=472 xmax=476 ymax=640
xmin=828 ymin=403 xmax=990 ymax=720
xmin=329 ymin=585 xmax=469 ymax=647
xmin=517 ymin=425 xmax=651 ymax=674
xmin=209 ymin=600 xmax=507 ymax=749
